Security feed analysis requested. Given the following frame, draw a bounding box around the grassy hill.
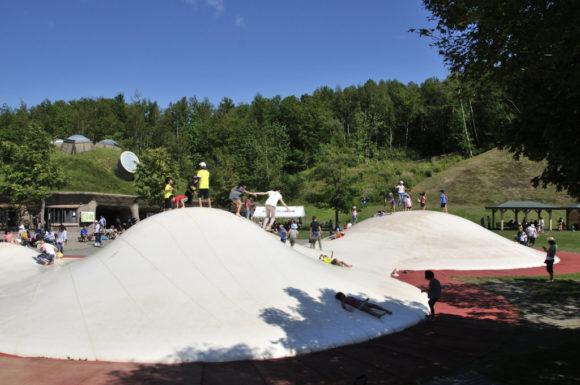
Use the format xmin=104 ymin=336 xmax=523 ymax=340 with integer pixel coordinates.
xmin=412 ymin=149 xmax=574 ymax=206
xmin=299 ymin=149 xmax=576 ymax=229
xmin=52 ymin=147 xmax=576 ymax=219
xmin=53 ymin=148 xmax=136 ymax=195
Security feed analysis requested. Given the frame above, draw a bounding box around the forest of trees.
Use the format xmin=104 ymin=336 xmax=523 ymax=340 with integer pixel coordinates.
xmin=0 ymin=76 xmax=509 ymax=206
xmin=3 ymin=1 xmax=578 ymax=224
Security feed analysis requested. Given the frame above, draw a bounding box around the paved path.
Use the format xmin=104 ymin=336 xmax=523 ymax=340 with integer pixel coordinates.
xmin=1 ymin=251 xmax=578 ymax=385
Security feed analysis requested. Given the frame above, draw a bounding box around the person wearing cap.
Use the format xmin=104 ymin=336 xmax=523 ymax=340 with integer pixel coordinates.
xmin=352 ymin=206 xmax=358 ymax=224
xmin=261 ymin=186 xmax=290 ymax=231
xmin=197 ymin=162 xmax=211 ymax=208
xmin=395 ymin=181 xmax=405 ymax=207
xmin=185 ymin=175 xmax=200 ymax=207
xmin=542 ymin=237 xmax=557 ymax=282
xmin=288 ymin=223 xmax=299 ymax=248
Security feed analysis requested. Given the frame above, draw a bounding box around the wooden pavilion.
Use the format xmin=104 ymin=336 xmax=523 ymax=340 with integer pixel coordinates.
xmin=485 ymin=201 xmax=557 ymax=231
xmin=558 ymin=203 xmax=580 ymax=231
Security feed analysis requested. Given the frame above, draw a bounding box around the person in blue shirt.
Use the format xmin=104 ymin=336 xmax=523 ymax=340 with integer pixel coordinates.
xmin=80 ymin=226 xmax=89 ymax=242
xmin=440 ymin=190 xmax=448 ymax=213
xmin=278 ymin=224 xmax=288 ymax=243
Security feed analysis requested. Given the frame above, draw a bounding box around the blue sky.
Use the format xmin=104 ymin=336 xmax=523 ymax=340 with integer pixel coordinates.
xmin=0 ymin=0 xmax=448 ymax=109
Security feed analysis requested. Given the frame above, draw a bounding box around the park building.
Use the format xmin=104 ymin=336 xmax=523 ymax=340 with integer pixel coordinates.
xmin=0 ymin=135 xmax=158 ymax=239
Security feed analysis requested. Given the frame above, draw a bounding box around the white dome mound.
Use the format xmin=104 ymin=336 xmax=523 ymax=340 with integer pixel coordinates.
xmin=329 ymin=210 xmax=546 ymax=272
xmin=0 ymin=210 xmax=547 ymax=363
xmin=0 ymin=209 xmax=426 ymax=363
xmin=0 ymin=243 xmax=43 ymax=285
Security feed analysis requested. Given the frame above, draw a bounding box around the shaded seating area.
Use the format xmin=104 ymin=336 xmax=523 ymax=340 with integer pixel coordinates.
xmin=560 ymin=203 xmax=580 ymax=231
xmin=485 ymin=201 xmax=557 ymax=231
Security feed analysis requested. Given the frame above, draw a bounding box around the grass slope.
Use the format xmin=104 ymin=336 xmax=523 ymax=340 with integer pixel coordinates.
xmin=412 ymin=148 xmax=575 ymax=206
xmin=53 ymin=148 xmax=136 ymax=195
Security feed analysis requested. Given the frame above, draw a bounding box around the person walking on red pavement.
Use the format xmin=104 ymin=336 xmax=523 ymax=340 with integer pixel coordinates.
xmin=542 ymin=237 xmax=557 ymax=282
xmin=421 ymin=270 xmax=441 ymax=320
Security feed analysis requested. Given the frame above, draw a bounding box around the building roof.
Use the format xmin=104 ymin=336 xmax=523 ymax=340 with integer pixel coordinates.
xmin=485 ymin=201 xmax=558 ymax=210
xmin=97 ymin=139 xmax=120 ymax=147
xmin=556 ymin=203 xmax=580 ymax=209
xmin=65 ymin=134 xmax=92 ymax=143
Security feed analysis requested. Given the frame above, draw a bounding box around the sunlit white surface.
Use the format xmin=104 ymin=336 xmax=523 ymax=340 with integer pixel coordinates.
xmin=0 ymin=209 xmax=545 ymax=363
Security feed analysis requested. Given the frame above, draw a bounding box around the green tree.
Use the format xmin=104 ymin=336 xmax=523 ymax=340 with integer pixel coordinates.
xmin=418 ymin=0 xmax=580 ymax=198
xmin=307 ymin=145 xmax=359 ymax=225
xmin=133 ymin=147 xmax=180 ymax=207
xmin=0 ymin=124 xmax=66 ymax=225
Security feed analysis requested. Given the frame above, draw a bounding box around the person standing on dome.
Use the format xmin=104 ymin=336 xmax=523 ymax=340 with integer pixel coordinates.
xmin=197 ymin=162 xmax=211 ymax=208
xmin=261 ymin=186 xmax=290 ymax=231
xmin=395 ymin=181 xmax=405 ymax=207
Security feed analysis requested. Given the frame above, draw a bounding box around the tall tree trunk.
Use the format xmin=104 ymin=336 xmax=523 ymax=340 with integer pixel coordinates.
xmin=459 ymin=99 xmax=473 ymax=157
xmin=40 ymin=198 xmax=46 ymax=230
xmin=405 ymin=121 xmax=409 ymax=150
xmin=468 ymin=98 xmax=479 ymax=145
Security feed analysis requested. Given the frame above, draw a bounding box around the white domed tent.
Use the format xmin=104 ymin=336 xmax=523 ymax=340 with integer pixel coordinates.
xmin=60 ymin=134 xmax=95 ymax=155
xmin=96 ymin=139 xmax=122 ymax=151
xmin=50 ymin=138 xmax=64 ymax=149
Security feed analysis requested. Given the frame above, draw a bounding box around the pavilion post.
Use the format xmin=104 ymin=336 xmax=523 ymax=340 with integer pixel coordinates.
xmin=514 ymin=209 xmax=519 ymax=227
xmin=500 ymin=209 xmax=505 ymax=231
xmin=548 ymin=210 xmax=553 ymax=231
xmin=492 ymin=209 xmax=496 ymax=230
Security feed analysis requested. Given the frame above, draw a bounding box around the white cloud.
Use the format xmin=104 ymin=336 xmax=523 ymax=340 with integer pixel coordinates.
xmin=206 ymin=0 xmax=224 ymax=13
xmin=182 ymin=0 xmax=224 ymax=13
xmin=235 ymin=16 xmax=245 ymax=27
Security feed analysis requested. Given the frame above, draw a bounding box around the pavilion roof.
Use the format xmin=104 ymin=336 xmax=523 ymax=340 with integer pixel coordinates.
xmin=485 ymin=201 xmax=558 ymax=210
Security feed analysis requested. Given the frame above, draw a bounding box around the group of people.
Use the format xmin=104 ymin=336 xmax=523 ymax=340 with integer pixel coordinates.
xmin=3 ymin=224 xmax=68 ymax=252
xmin=387 ymin=181 xmax=447 ymax=214
xmin=164 ymin=162 xmax=212 ymax=211
xmin=516 ymin=221 xmax=540 ymax=247
xmin=163 ymin=163 xmax=292 ymax=228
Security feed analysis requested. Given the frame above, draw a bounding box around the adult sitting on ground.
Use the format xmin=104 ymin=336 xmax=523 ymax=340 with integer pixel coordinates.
xmin=3 ymin=231 xmax=16 ymax=244
xmin=80 ymin=226 xmax=89 ymax=242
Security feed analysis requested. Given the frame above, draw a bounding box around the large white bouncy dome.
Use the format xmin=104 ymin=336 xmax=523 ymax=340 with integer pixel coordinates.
xmin=0 ymin=210 xmax=545 ymax=363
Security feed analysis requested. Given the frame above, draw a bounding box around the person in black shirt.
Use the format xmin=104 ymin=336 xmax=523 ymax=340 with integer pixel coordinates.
xmin=185 ymin=176 xmax=200 ymax=207
xmin=309 ymin=216 xmax=322 ymax=250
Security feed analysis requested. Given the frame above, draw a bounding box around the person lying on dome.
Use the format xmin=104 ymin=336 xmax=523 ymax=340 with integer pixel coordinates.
xmin=319 ymin=251 xmax=352 ymax=268
xmin=335 ymin=292 xmax=392 ymax=318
